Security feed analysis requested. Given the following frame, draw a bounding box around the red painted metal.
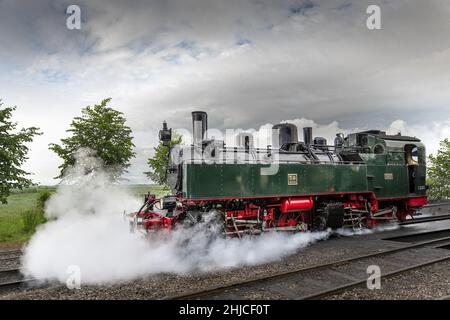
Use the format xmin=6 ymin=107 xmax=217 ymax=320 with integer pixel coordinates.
xmin=131 ymin=191 xmax=428 ymax=234
xmin=280 ymin=197 xmax=313 ymax=213
xmin=378 ymin=195 xmax=428 ymax=202
xmin=141 ymin=211 xmax=175 ymax=230
xmin=406 ymin=196 xmax=428 ymax=207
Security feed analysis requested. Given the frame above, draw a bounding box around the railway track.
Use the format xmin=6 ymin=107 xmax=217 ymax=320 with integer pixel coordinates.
xmin=164 ymin=234 xmax=450 ymax=300
xmin=0 ymin=267 xmax=30 ymax=292
xmin=0 ymin=250 xmax=31 ymax=293
xmin=0 ymin=205 xmax=448 ymax=296
xmin=299 ymin=256 xmax=450 ymax=300
xmin=400 ymin=213 xmax=450 ymax=225
xmin=423 ymin=201 xmax=450 ymax=208
xmin=0 ymin=249 xmax=23 ymax=255
xmin=0 ymin=249 xmax=23 ymax=264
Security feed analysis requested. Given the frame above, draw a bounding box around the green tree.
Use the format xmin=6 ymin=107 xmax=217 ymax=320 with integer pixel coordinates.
xmin=49 ymin=98 xmax=135 ymax=181
xmin=0 ymin=101 xmax=41 ymax=204
xmin=428 ymin=138 xmax=450 ymax=200
xmin=146 ymin=134 xmax=182 ymax=185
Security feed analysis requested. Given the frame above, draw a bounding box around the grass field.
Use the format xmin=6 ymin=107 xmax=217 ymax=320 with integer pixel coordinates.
xmin=0 ymin=185 xmax=168 ymax=244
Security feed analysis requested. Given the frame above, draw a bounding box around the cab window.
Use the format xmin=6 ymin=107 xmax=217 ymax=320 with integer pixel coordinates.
xmin=404 ymin=144 xmax=419 ymax=166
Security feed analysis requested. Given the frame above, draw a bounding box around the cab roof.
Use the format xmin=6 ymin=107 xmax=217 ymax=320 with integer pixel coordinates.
xmin=356 ymin=130 xmax=421 ymax=142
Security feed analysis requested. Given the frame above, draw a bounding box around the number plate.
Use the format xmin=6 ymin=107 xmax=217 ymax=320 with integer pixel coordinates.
xmin=288 ymin=173 xmax=298 ymax=185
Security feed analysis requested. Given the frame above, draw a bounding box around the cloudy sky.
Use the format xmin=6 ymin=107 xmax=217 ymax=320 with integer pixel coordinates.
xmin=1 ymin=0 xmax=450 ymax=185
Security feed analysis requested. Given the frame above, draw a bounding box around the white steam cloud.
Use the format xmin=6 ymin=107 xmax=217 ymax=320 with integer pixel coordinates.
xmin=334 ymin=223 xmax=400 ymax=237
xmin=22 ymin=151 xmax=330 ymax=285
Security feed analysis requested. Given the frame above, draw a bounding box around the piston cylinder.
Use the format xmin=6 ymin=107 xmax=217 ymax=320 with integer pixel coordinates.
xmin=281 ymin=198 xmax=314 ymax=213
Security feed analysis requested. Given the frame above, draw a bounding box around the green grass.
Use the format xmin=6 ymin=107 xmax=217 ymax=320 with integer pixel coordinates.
xmin=0 ymin=188 xmax=47 ymax=243
xmin=0 ymin=184 xmax=167 ymax=244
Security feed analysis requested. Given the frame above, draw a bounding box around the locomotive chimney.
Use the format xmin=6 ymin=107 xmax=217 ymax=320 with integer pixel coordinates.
xmin=192 ymin=111 xmax=208 ymax=147
xmin=303 ymin=127 xmax=312 ymax=146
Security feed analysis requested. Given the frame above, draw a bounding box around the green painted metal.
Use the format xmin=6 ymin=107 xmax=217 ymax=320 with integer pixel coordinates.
xmin=182 ymin=138 xmax=427 ymax=200
xmin=184 ymin=162 xmax=369 ymax=199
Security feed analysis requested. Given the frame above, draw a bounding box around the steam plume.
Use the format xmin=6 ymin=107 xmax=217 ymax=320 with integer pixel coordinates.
xmin=21 ymin=150 xmax=329 ymax=284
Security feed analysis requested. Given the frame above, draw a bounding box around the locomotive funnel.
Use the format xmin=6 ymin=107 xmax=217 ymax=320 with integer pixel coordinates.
xmin=192 ymin=111 xmax=208 ymax=146
xmin=303 ymin=127 xmax=312 ymax=146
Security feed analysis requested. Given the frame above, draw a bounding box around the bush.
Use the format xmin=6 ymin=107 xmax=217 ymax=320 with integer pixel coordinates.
xmin=428 ymin=139 xmax=450 ymax=200
xmin=21 ymin=208 xmax=45 ymax=234
xmin=18 ymin=188 xmax=52 ymax=236
xmin=37 ymin=188 xmax=52 ymax=210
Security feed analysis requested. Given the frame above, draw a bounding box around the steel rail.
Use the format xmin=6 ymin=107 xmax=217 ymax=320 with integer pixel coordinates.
xmin=0 ymin=279 xmax=36 ymax=292
xmin=0 ymin=267 xmax=22 ymax=280
xmin=423 ymin=202 xmax=450 ymax=208
xmin=0 ymin=250 xmax=23 ymax=263
xmin=400 ymin=214 xmax=450 ymax=225
xmin=0 ymin=257 xmax=21 ymax=263
xmin=0 ymin=249 xmax=23 ymax=256
xmin=0 ymin=268 xmax=34 ymax=292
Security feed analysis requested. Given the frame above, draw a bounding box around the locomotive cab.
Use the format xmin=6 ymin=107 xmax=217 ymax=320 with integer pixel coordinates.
xmin=404 ymin=144 xmax=426 ymax=194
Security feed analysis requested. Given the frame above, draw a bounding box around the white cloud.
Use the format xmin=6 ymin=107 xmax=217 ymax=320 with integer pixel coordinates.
xmin=0 ymin=0 xmax=449 ymax=184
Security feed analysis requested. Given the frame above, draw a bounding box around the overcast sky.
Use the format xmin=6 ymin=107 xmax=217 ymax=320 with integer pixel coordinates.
xmin=1 ymin=0 xmax=450 ymax=185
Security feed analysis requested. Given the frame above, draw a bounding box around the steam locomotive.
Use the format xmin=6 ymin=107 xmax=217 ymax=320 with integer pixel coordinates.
xmin=129 ymin=111 xmax=427 ymax=236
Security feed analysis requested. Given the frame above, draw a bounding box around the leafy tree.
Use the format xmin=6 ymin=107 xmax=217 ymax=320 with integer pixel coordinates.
xmin=49 ymin=98 xmax=135 ymax=181
xmin=428 ymin=139 xmax=450 ymax=200
xmin=146 ymin=134 xmax=182 ymax=185
xmin=0 ymin=101 xmax=41 ymax=204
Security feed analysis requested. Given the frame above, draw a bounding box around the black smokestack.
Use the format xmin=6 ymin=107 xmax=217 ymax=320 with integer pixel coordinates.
xmin=303 ymin=127 xmax=312 ymax=146
xmin=192 ymin=111 xmax=208 ymax=146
